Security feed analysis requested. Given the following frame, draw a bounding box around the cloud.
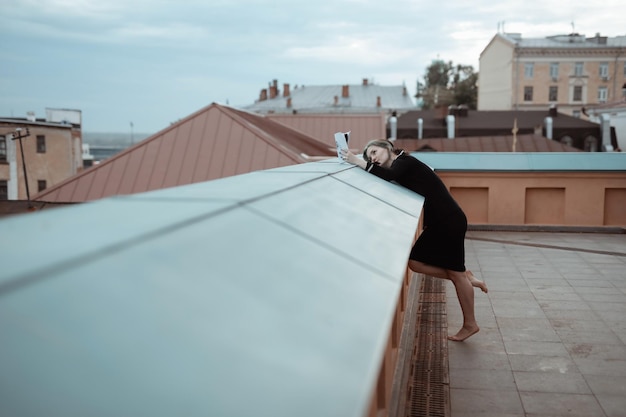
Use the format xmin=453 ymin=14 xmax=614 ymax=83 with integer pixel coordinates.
xmin=4 ymin=0 xmax=125 ymax=20
xmin=284 ymin=35 xmax=400 ymax=66
xmin=110 ymin=23 xmax=210 ymax=43
xmin=2 ymin=0 xmax=625 ymax=132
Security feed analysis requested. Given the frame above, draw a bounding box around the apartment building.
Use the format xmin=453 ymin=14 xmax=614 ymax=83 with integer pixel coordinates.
xmin=478 ymin=32 xmax=626 ymax=117
xmin=0 ymin=109 xmax=83 ymax=201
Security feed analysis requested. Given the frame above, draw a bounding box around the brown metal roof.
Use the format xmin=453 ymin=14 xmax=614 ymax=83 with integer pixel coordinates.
xmin=394 ymin=134 xmax=582 ymax=153
xmin=396 ymin=109 xmax=600 ymax=134
xmin=267 ymin=113 xmax=387 ymax=152
xmin=34 ymin=103 xmax=335 ymax=203
xmin=394 ymin=109 xmax=610 ymax=150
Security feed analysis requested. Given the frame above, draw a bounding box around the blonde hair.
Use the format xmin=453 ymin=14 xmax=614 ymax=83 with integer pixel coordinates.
xmin=362 ymin=139 xmax=395 ymax=162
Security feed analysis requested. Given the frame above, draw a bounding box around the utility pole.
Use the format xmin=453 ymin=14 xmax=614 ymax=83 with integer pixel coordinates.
xmin=11 ymin=127 xmax=33 ymax=209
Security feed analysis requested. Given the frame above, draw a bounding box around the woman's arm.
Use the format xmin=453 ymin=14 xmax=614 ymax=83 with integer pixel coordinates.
xmin=341 ymin=149 xmax=367 ymax=169
xmin=341 ymin=149 xmax=412 ymax=182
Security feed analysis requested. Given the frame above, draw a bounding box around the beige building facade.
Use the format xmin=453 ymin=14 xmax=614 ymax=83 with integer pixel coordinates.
xmin=479 ymin=32 xmax=626 ymax=117
xmin=0 ymin=117 xmax=82 ymax=201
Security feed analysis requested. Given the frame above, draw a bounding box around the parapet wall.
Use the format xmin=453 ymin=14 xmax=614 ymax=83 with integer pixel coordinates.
xmin=442 ymin=171 xmax=626 ymax=227
xmin=416 ymin=152 xmax=626 ymax=229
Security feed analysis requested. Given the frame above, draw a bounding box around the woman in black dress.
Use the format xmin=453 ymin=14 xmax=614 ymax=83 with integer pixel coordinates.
xmin=342 ymin=140 xmax=487 ymax=341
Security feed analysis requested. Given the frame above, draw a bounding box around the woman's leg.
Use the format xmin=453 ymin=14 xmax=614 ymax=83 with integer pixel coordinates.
xmin=408 ymin=262 xmax=488 ymax=294
xmin=407 ymin=260 xmax=449 ymax=279
xmin=408 ymin=260 xmax=480 ymax=341
xmin=446 ymin=270 xmax=480 ymax=341
xmin=466 ymin=270 xmax=488 ymax=293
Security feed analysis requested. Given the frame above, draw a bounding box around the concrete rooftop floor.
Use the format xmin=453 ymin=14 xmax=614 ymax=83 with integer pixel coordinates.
xmin=446 ymin=230 xmax=626 ymax=417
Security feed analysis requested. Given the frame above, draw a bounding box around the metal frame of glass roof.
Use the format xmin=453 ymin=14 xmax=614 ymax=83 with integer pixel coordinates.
xmin=0 ymin=158 xmax=423 ymax=417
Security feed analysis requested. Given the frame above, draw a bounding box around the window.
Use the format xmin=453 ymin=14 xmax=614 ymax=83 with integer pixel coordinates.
xmin=0 ymin=180 xmax=7 ymax=200
xmin=549 ymin=86 xmax=558 ymax=101
xmin=599 ymin=62 xmax=609 ymax=79
xmin=36 ymin=135 xmax=46 ymax=153
xmin=573 ymin=86 xmax=583 ymax=101
xmin=0 ymin=136 xmax=6 ymax=162
xmin=572 ymin=110 xmax=581 ymax=118
xmin=550 ymin=63 xmax=559 ymax=80
xmin=574 ymin=62 xmax=584 ymax=77
xmin=598 ymin=86 xmax=608 ymax=103
xmin=38 ymin=180 xmax=47 ymax=192
xmin=524 ymin=63 xmax=534 ymax=78
xmin=524 ymin=86 xmax=533 ymax=101
xmin=560 ymin=136 xmax=574 ymax=146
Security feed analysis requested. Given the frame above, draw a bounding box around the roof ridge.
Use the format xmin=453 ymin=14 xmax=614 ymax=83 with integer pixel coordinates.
xmin=222 ymin=106 xmax=333 ymax=159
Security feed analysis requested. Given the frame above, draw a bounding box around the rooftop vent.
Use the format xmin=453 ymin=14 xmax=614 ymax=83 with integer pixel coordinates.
xmin=549 ymin=104 xmax=558 ymax=117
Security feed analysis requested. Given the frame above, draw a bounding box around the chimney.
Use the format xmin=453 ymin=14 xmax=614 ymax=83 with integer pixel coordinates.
xmin=376 ymin=96 xmax=381 ymax=107
xmin=363 ymin=78 xmax=369 ymax=86
xmin=283 ymin=83 xmax=290 ymax=97
xmin=600 ymin=114 xmax=612 ymax=150
xmin=389 ymin=113 xmax=397 ymax=141
xmin=287 ymin=97 xmax=292 ymax=108
xmin=417 ymin=118 xmax=423 ymax=139
xmin=342 ymin=85 xmax=349 ymax=98
xmin=544 ymin=117 xmax=553 ymax=139
xmin=259 ymin=89 xmax=268 ymax=101
xmin=403 ymin=86 xmax=407 ymax=96
xmin=334 ymin=95 xmax=338 ymax=106
xmin=269 ymin=85 xmax=278 ymax=99
xmin=446 ymin=115 xmax=455 ymax=139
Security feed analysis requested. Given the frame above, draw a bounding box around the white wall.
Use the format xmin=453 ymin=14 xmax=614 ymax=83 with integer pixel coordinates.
xmin=478 ymin=35 xmax=515 ymax=110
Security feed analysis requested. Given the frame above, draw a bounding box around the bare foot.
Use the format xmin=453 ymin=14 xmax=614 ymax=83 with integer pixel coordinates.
xmin=448 ymin=325 xmax=480 ymax=342
xmin=467 ymin=270 xmax=488 ymax=293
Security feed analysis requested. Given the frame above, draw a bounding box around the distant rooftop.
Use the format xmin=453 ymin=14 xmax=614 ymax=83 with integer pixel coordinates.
xmin=243 ymin=78 xmax=416 ymax=115
xmin=498 ymin=32 xmax=626 ymax=49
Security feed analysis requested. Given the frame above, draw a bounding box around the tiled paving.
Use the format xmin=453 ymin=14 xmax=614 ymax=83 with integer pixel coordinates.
xmin=446 ymin=231 xmax=626 ymax=417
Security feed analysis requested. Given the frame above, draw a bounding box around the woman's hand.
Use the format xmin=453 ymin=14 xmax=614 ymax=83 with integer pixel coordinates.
xmin=341 ymin=148 xmax=367 ymax=169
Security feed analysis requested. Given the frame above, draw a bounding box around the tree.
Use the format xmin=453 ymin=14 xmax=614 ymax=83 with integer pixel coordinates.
xmin=416 ymin=60 xmax=477 ymax=109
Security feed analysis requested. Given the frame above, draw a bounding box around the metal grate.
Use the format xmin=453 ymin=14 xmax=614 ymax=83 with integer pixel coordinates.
xmin=405 ymin=276 xmax=450 ymax=417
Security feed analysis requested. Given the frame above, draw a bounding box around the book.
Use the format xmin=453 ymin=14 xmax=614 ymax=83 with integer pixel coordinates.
xmin=334 ymin=131 xmax=350 ymax=160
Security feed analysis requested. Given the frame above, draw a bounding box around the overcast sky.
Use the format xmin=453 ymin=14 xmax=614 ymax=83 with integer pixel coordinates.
xmin=1 ymin=0 xmax=624 ymax=133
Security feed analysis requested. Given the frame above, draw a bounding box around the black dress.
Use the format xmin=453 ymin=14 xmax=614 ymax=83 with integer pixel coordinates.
xmin=366 ymin=151 xmax=467 ymax=272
